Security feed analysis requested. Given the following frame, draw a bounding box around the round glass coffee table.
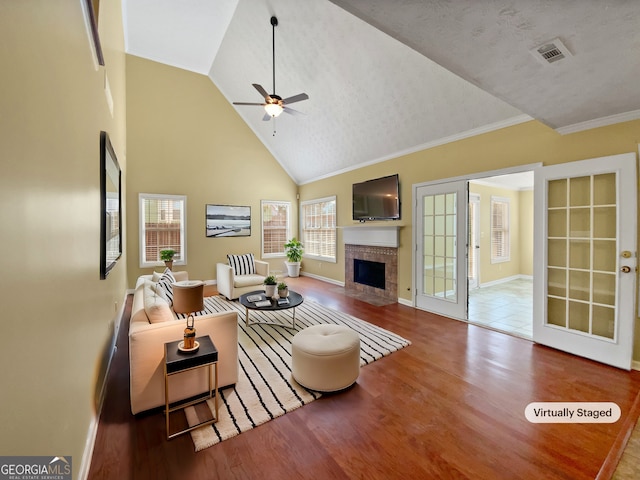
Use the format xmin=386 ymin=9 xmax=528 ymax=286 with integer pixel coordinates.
xmin=239 ymin=290 xmax=304 ymax=329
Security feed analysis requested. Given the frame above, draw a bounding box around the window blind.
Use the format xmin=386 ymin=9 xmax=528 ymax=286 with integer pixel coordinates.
xmin=139 ymin=193 xmax=186 ymax=267
xmin=491 ymin=197 xmax=510 ymax=262
xmin=301 ymin=196 xmax=336 ymax=261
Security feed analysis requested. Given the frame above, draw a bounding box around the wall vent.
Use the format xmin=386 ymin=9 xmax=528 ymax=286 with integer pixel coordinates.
xmin=530 ymin=38 xmax=572 ymax=65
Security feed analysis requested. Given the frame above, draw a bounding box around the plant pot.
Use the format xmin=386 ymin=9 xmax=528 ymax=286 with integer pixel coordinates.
xmin=164 ymin=260 xmax=173 ymax=270
xmin=278 ymin=287 xmax=289 ymax=298
xmin=285 ymin=261 xmax=301 ymax=278
xmin=265 ymin=284 xmax=276 ymax=297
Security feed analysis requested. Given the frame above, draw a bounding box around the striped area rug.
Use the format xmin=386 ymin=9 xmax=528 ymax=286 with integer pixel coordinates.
xmin=183 ymin=294 xmax=411 ymax=451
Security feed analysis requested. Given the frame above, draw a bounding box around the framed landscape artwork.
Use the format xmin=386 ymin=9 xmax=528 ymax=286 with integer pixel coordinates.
xmin=100 ymin=131 xmax=122 ymax=278
xmin=206 ymin=205 xmax=251 ymax=237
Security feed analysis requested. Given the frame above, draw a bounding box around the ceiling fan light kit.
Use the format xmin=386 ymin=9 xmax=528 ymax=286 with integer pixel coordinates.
xmin=264 ymin=99 xmax=283 ymax=117
xmin=232 ymin=16 xmax=308 ymax=128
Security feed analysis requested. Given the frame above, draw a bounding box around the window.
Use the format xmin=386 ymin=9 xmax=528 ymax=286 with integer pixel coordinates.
xmin=261 ymin=200 xmax=290 ymax=257
xmin=491 ymin=196 xmax=510 ymax=263
xmin=139 ymin=193 xmax=187 ymax=268
xmin=301 ymin=196 xmax=336 ymax=262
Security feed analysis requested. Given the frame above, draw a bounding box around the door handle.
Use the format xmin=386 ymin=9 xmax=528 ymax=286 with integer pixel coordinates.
xmin=621 ymin=266 xmax=632 ymax=273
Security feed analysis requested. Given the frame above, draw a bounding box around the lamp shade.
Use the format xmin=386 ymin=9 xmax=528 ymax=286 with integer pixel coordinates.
xmin=264 ymin=103 xmax=283 ymax=117
xmin=172 ymin=281 xmax=204 ymax=314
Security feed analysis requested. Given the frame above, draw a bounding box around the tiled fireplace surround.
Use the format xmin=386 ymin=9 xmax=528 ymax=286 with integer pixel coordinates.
xmin=343 ymin=226 xmax=399 ymax=303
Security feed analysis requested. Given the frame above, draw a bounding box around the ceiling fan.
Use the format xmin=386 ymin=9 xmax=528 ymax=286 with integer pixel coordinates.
xmin=233 ymin=16 xmax=309 ymax=123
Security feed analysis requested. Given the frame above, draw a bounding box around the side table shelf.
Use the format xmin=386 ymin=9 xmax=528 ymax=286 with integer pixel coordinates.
xmin=164 ymin=335 xmax=219 ymax=440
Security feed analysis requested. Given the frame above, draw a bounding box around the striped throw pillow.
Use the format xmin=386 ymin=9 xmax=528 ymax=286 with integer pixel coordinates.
xmin=227 ymin=253 xmax=256 ymax=276
xmin=157 ymin=268 xmax=176 ymax=305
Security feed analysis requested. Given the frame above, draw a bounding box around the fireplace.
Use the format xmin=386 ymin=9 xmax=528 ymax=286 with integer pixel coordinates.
xmin=354 ymin=259 xmax=385 ymax=290
xmin=345 ymin=244 xmax=397 ymax=302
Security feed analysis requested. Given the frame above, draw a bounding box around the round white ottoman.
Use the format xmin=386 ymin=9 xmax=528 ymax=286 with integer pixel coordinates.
xmin=291 ymin=324 xmax=360 ymax=392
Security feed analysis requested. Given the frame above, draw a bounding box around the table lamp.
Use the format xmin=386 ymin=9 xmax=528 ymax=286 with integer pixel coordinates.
xmin=172 ymin=281 xmax=204 ymax=351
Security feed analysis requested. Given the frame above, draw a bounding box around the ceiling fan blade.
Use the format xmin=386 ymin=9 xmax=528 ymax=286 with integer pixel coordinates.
xmin=283 ymin=106 xmax=304 ymax=116
xmin=233 ymin=102 xmax=266 ymax=106
xmin=253 ymin=84 xmax=271 ymax=101
xmin=262 ymin=112 xmax=273 ymax=122
xmin=282 ymin=93 xmax=309 ymax=105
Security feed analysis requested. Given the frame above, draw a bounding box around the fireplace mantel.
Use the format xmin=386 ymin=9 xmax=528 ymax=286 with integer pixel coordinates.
xmin=341 ymin=225 xmax=401 ymax=248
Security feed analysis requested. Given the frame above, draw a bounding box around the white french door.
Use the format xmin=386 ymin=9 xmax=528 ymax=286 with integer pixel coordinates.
xmin=533 ymin=153 xmax=637 ymax=370
xmin=415 ymin=181 xmax=468 ymax=320
xmin=468 ymin=193 xmax=480 ymax=290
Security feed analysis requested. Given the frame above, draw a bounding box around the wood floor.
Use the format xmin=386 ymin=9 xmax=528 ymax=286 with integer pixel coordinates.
xmin=88 ymin=276 xmax=640 ymax=480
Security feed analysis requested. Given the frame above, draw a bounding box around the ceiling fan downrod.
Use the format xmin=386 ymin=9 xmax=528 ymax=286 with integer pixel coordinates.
xmin=271 ymin=16 xmax=278 ymax=96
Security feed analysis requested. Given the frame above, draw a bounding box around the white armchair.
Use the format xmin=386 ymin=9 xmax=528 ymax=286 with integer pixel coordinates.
xmin=217 ymin=256 xmax=269 ymax=300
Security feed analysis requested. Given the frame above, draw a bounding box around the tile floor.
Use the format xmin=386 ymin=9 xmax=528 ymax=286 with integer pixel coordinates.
xmin=468 ymin=278 xmax=533 ymax=339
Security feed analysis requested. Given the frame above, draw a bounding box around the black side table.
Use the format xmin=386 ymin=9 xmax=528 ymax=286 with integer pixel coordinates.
xmin=164 ymin=335 xmax=218 ymax=440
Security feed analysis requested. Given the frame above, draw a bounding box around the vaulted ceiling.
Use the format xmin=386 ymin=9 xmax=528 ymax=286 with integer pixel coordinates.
xmin=123 ymin=0 xmax=640 ymax=185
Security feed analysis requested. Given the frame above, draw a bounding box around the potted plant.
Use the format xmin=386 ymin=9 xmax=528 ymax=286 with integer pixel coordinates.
xmin=160 ymin=249 xmax=176 ymax=270
xmin=263 ymin=275 xmax=277 ymax=297
xmin=277 ymin=281 xmax=289 ymax=298
xmin=284 ymin=238 xmax=303 ymax=277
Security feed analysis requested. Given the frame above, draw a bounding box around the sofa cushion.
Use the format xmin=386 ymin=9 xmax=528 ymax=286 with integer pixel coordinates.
xmin=228 ymin=253 xmax=256 ymax=275
xmin=157 ymin=268 xmax=176 ymax=305
xmin=143 ymin=280 xmax=174 ymax=324
xmin=234 ymin=273 xmax=266 ymax=288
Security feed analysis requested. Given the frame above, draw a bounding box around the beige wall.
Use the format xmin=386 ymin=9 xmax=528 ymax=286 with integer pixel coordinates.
xmin=0 ymin=1 xmax=127 ymax=477
xmin=125 ymin=56 xmax=299 ymax=284
xmin=468 ymin=183 xmax=533 ymax=285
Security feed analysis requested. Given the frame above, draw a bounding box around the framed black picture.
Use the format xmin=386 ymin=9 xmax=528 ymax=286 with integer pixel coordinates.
xmin=100 ymin=131 xmax=122 ymax=278
xmin=206 ymin=204 xmax=251 ymax=237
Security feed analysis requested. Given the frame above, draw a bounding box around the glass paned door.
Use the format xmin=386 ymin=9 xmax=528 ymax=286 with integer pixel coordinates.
xmin=533 ymin=153 xmax=636 ymax=369
xmin=468 ymin=193 xmax=480 ymax=289
xmin=416 ymin=181 xmax=468 ymax=319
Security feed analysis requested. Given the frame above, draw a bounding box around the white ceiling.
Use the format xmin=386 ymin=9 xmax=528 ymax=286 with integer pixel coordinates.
xmin=123 ymin=0 xmax=640 ymax=185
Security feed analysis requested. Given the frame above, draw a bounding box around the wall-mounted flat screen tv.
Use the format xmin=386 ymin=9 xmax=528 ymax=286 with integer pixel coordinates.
xmin=352 ymin=174 xmax=400 ymax=221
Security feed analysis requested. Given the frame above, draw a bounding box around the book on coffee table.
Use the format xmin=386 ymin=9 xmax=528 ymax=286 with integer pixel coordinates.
xmin=277 ymin=298 xmax=290 ymax=306
xmin=254 ymin=300 xmax=271 ymax=307
xmin=247 ymin=294 xmax=263 ymax=302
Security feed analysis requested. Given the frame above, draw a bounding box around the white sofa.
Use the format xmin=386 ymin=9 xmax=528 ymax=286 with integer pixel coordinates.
xmin=129 ymin=273 xmax=239 ymax=415
xmin=216 ymin=259 xmax=269 ymax=300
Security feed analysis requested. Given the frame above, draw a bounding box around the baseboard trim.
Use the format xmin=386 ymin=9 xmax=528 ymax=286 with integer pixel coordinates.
xmin=300 ymin=271 xmax=344 ymax=286
xmin=632 ymin=360 xmax=640 ymax=371
xmin=478 ymin=274 xmax=532 ymax=289
xmin=78 ymin=291 xmax=127 ymax=480
xmin=398 ymin=297 xmax=413 ymax=307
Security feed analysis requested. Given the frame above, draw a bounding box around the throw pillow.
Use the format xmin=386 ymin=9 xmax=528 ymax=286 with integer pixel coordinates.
xmin=227 ymin=253 xmax=256 ymax=276
xmin=157 ymin=268 xmax=176 ymax=306
xmin=153 ymin=270 xmax=188 ymax=283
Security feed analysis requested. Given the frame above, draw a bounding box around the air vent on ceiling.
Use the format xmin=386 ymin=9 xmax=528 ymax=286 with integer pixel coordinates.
xmin=530 ymin=38 xmax=572 ymax=65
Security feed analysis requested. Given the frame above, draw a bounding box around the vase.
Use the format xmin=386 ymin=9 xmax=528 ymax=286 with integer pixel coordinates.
xmin=285 ymin=261 xmax=301 ymax=277
xmin=278 ymin=287 xmax=289 ymax=298
xmin=265 ymin=284 xmax=276 ymax=297
xmin=164 ymin=260 xmax=173 ymax=270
